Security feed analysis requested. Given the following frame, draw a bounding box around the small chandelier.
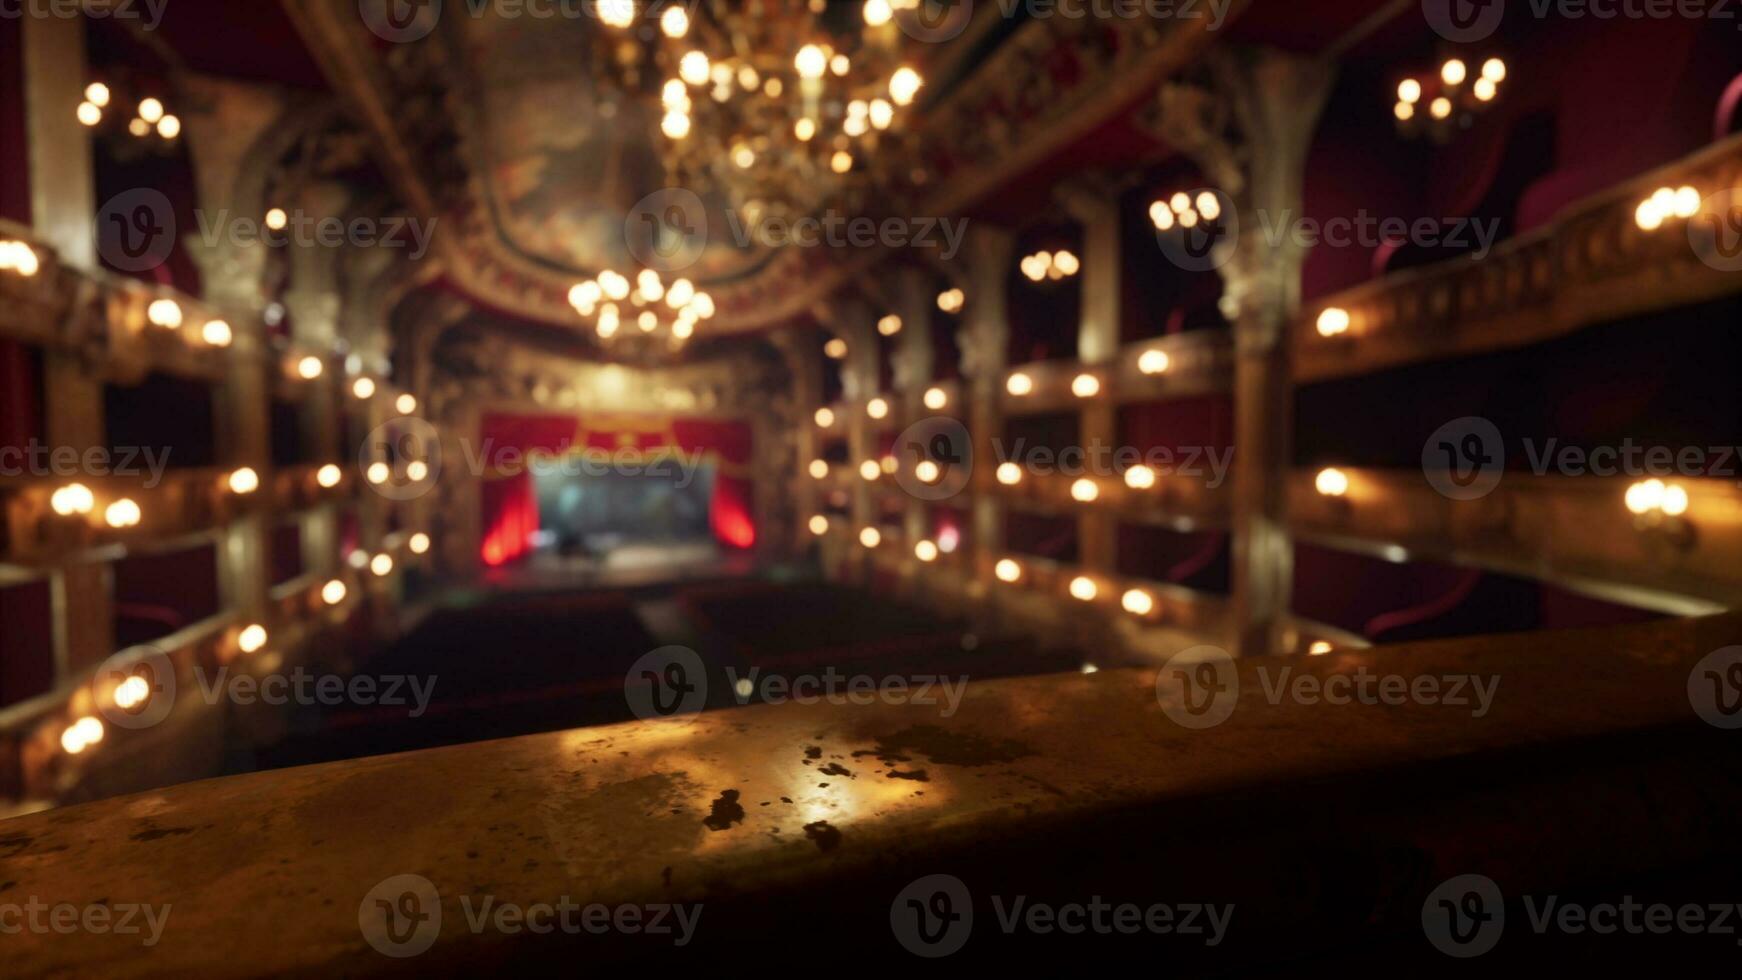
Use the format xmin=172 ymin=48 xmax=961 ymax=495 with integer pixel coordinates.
xmin=1394 ymin=56 xmax=1507 ymax=141
xmin=569 ymin=267 xmax=717 ymax=354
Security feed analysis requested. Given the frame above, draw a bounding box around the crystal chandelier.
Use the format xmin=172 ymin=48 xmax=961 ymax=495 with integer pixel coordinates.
xmin=595 ymin=0 xmax=929 ymax=223
xmin=569 ymin=267 xmax=718 ymax=354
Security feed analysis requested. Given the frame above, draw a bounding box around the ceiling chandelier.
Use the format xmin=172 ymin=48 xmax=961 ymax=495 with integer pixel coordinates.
xmin=595 ymin=0 xmax=930 ymax=223
xmin=1393 ymin=55 xmax=1507 ymax=141
xmin=568 ymin=266 xmax=718 ymax=355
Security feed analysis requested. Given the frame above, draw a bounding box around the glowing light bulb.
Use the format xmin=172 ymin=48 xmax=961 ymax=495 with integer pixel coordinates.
xmin=924 ymin=387 xmax=948 ymax=410
xmin=864 ymin=0 xmax=893 ymax=25
xmin=77 ymin=101 xmax=101 ymax=126
xmin=406 ymin=460 xmax=429 ymax=482
xmin=371 ymin=553 xmax=394 ymax=577
xmin=85 ymin=82 xmax=110 ymax=107
xmin=1441 ymin=59 xmax=1467 ymax=85
xmin=316 ymin=464 xmax=342 ymax=488
xmin=1673 ymin=186 xmax=1702 ymax=220
xmin=1662 ymin=485 xmax=1690 ymax=517
xmin=869 ymin=99 xmax=894 ymax=130
xmin=995 ymin=559 xmax=1022 ymax=583
xmin=409 ymin=532 xmax=431 ymax=555
xmin=265 ymin=208 xmax=288 ymax=230
xmin=1138 ymin=349 xmax=1171 ymax=375
xmin=1006 ymin=372 xmax=1034 ymax=397
xmin=809 ymin=459 xmax=830 ymax=479
xmin=322 ymin=580 xmax=348 ymax=605
xmin=878 ymin=314 xmax=902 ymax=336
xmin=1315 ymin=468 xmax=1350 ymax=498
xmin=660 ymin=5 xmax=689 ymax=37
xmin=296 ymin=356 xmax=324 ymax=380
xmin=809 ymin=515 xmax=830 ymax=536
xmin=860 ymin=460 xmax=882 ymax=481
xmin=352 ymin=377 xmax=376 ymax=399
xmin=679 ymin=50 xmax=711 ymax=86
xmin=914 ymin=540 xmax=939 ymax=562
xmin=228 ymin=467 xmax=260 ymax=495
xmin=147 ymin=298 xmax=183 ymax=328
xmin=1124 ymin=465 xmax=1157 ymax=490
xmin=815 ymin=407 xmax=836 ymax=427
xmin=1309 ymin=641 xmax=1334 ymax=656
xmin=1481 ymin=58 xmax=1507 ymax=83
xmin=367 ymin=462 xmax=391 ymax=485
xmin=867 ymin=397 xmax=890 ymax=420
xmin=396 ymin=394 xmax=418 ymax=414
xmin=889 ymin=66 xmax=922 ymax=106
xmin=104 ymin=498 xmax=141 ymax=528
xmin=1071 ymin=478 xmax=1100 ymax=503
xmin=794 ymin=118 xmax=817 ymax=141
xmin=1121 ymin=589 xmax=1155 ymax=616
xmin=138 ymin=98 xmax=164 ymax=123
xmin=51 ymin=483 xmax=95 ymax=516
xmin=859 ymin=527 xmax=882 ymax=548
xmin=1398 ymin=78 xmax=1422 ymax=104
xmin=1317 ymin=307 xmax=1351 ymax=337
xmin=1430 ymin=97 xmax=1453 ymax=120
xmin=114 ymin=676 xmax=149 ymax=709
xmin=1071 ymin=374 xmax=1101 ymax=398
xmin=831 ymin=150 xmax=854 ymax=174
xmin=662 ymin=110 xmax=692 ymax=140
xmin=156 ymin=115 xmax=180 ymax=139
xmin=1473 ymin=77 xmax=1497 ymax=102
xmin=915 ymin=460 xmax=942 ymax=483
xmin=238 ymin=624 xmax=268 ymax=654
xmin=1635 ymin=198 xmax=1666 ymax=232
xmin=997 ymin=463 xmax=1023 ymax=486
xmin=796 ymin=45 xmax=828 ymax=80
xmin=1069 ymin=576 xmax=1098 ymax=601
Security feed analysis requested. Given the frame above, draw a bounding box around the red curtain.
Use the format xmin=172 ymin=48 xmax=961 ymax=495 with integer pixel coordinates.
xmin=477 ymin=412 xmax=757 ymax=565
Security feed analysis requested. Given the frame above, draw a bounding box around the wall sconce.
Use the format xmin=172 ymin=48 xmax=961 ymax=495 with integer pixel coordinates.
xmin=1020 ymin=249 xmax=1080 ymax=283
xmin=1315 ymin=468 xmax=1351 ymax=498
xmin=1121 ymin=588 xmax=1155 ymax=616
xmin=50 ymin=483 xmax=95 ymax=517
xmin=146 ymin=298 xmax=183 ymax=329
xmin=1150 ymin=190 xmax=1223 ymax=232
xmin=104 ymin=498 xmax=142 ymax=529
xmin=1124 ymin=465 xmax=1157 ymax=490
xmin=1395 ymin=57 xmax=1506 ymax=139
xmin=1634 ymin=186 xmax=1702 ymax=232
xmin=1625 ymin=479 xmax=1695 ymax=548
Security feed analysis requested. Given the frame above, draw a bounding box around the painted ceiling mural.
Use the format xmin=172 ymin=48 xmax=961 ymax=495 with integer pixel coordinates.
xmin=453 ymin=14 xmax=770 ymax=285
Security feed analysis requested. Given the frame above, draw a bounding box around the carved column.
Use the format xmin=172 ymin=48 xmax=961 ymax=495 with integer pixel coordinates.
xmin=1158 ymin=49 xmax=1333 ymax=657
xmin=957 ymin=227 xmax=1015 ymax=587
xmin=774 ymin=328 xmax=824 ymax=556
xmin=283 ymin=183 xmax=353 ymax=581
xmin=885 ymin=267 xmax=935 ymax=553
xmin=1058 ymin=181 xmax=1123 ymax=577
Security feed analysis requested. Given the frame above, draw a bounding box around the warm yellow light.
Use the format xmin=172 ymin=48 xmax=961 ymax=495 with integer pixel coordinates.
xmin=860 ymin=460 xmax=882 ymax=481
xmin=924 ymin=387 xmax=948 ymax=410
xmin=0 ymin=240 xmax=40 ymax=276
xmin=815 ymin=407 xmax=837 ymax=428
xmin=1006 ymin=372 xmax=1033 ymax=397
xmin=732 ymin=144 xmax=755 ymax=169
xmin=794 ymin=117 xmax=817 ymax=141
xmin=1150 ymin=201 xmax=1176 ymax=231
xmin=864 ymin=0 xmax=894 ymax=25
xmin=915 ymin=460 xmax=941 ymax=483
xmin=877 ymin=314 xmax=902 ymax=337
xmin=296 ymin=356 xmax=324 ymax=380
xmin=995 ymin=559 xmax=1022 ymax=583
xmin=1635 ymin=198 xmax=1666 ymax=232
xmin=831 ymin=150 xmax=854 ymax=174
xmin=1656 ymin=483 xmax=1690 ymax=516
xmin=914 ymin=540 xmax=939 ymax=562
xmin=156 ymin=115 xmax=180 ymax=140
xmin=869 ymin=98 xmax=895 ymax=130
xmin=1071 ymin=373 xmax=1101 ymax=398
xmin=138 ymin=98 xmax=164 ymax=124
xmin=1481 ymin=58 xmax=1507 ymax=83
xmin=1473 ymin=78 xmax=1497 ymax=102
xmin=265 ymin=208 xmax=289 ymax=231
xmin=1315 ymin=468 xmax=1350 ymax=498
xmin=1124 ymin=465 xmax=1157 ymax=490
xmin=660 ymin=5 xmax=689 ymax=37
xmin=637 ymin=310 xmax=659 ymax=332
xmin=1626 ymin=479 xmax=1665 ymax=515
xmin=1121 ymin=589 xmax=1155 ymax=616
xmin=113 ymin=676 xmax=149 ymax=710
xmin=1395 ymin=101 xmax=1416 ymax=122
xmin=50 ymin=483 xmax=95 ymax=517
xmin=195 ymin=319 xmax=231 ymax=347
xmin=597 ymin=0 xmax=634 ymax=26
xmin=1309 ymin=641 xmax=1334 ymax=656
xmin=352 ymin=377 xmax=376 ymax=400
xmin=367 ymin=462 xmax=391 ymax=485
xmin=889 ymin=66 xmax=922 ymax=106
xmin=1317 ymin=307 xmax=1351 ymax=337
xmin=1069 ymin=576 xmax=1099 ymax=601
xmin=661 ymin=110 xmax=692 ymax=140
xmin=61 ymin=716 xmax=104 ymax=755
xmin=128 ymin=118 xmax=149 ymax=137
xmin=796 ymin=44 xmax=828 ymax=80
xmin=1398 ymin=78 xmax=1422 ymax=104
xmin=77 ymin=101 xmax=101 ymax=126
xmin=679 ymin=50 xmax=711 ymax=86
xmin=322 ymin=580 xmax=348 ymax=606
xmin=937 ymin=288 xmax=965 ymax=313
xmin=1441 ymin=59 xmax=1467 ymax=85
xmin=85 ymin=82 xmax=111 ymax=107
xmin=809 ymin=515 xmax=830 ymax=536
xmin=238 ymin=624 xmax=268 ymax=654
xmin=405 ymin=460 xmax=429 ymax=482
xmin=396 ymin=394 xmax=418 ymax=414
xmin=859 ymin=527 xmax=882 ymax=548
xmin=371 ymin=553 xmax=394 ymax=577
xmin=316 ymin=464 xmax=342 ymax=488
xmin=104 ymin=498 xmax=142 ymax=529
xmin=831 ymin=54 xmax=851 ymax=76
xmin=228 ymin=467 xmax=260 ymax=495
xmin=1673 ymin=186 xmax=1702 ymax=220
xmin=867 ymin=397 xmax=890 ymax=420
xmin=996 ymin=463 xmax=1023 ymax=486
xmin=147 ymin=298 xmax=183 ymax=328
xmin=1430 ymin=97 xmax=1453 ymax=120
xmin=1071 ymin=478 xmax=1100 ymax=503
xmin=1138 ymin=349 xmax=1171 ymax=375
xmin=409 ymin=532 xmax=431 ymax=555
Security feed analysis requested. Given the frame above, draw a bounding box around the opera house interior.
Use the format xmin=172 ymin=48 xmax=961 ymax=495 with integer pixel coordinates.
xmin=3 ymin=0 xmax=1742 ymax=972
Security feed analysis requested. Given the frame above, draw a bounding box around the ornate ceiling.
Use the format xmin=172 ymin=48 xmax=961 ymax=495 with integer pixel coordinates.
xmin=281 ymin=0 xmax=1236 ymax=340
